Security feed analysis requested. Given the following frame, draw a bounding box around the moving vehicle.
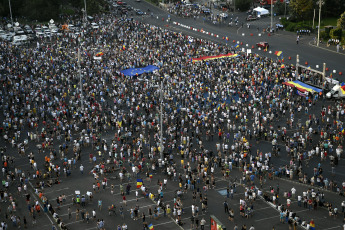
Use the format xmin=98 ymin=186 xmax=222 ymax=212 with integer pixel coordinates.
xmin=256 ymin=41 xmax=269 ymax=49
xmin=135 ymin=9 xmax=144 ymax=15
xmin=326 ymin=84 xmax=345 ymax=99
xmin=220 ymin=13 xmax=228 ymax=19
xmin=246 ymin=15 xmax=258 ymax=21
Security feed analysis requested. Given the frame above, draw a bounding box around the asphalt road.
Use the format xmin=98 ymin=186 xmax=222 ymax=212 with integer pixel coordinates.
xmin=1 ymin=2 xmax=345 ymax=230
xmin=124 ymin=1 xmax=345 ymax=79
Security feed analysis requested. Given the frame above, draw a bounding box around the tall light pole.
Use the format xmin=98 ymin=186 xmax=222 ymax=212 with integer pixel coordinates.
xmin=78 ymin=43 xmax=83 ymax=110
xmin=317 ymin=0 xmax=324 ymax=47
xmin=159 ymin=80 xmax=164 ymax=160
xmin=8 ymin=0 xmax=13 ymax=27
xmin=270 ymin=0 xmax=273 ymax=32
xmin=83 ymin=0 xmax=87 ymax=28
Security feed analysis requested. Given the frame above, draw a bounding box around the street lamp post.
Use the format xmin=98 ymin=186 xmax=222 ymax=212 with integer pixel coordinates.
xmin=83 ymin=0 xmax=87 ymax=28
xmin=49 ymin=19 xmax=54 ymax=47
xmin=270 ymin=0 xmax=273 ymax=32
xmin=8 ymin=0 xmax=13 ymax=27
xmin=78 ymin=44 xmax=83 ymax=110
xmin=317 ymin=0 xmax=324 ymax=47
xmin=159 ymin=80 xmax=164 ymax=161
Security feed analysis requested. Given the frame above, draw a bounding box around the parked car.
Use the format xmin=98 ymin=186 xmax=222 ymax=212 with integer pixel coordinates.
xmin=135 ymin=9 xmax=144 ymax=15
xmin=12 ymin=40 xmax=24 ymax=46
xmin=246 ymin=15 xmax=258 ymax=21
xmin=256 ymin=41 xmax=269 ymax=49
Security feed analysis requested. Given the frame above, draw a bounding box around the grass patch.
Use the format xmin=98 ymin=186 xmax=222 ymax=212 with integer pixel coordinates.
xmin=319 ymin=17 xmax=338 ymax=29
xmin=281 ymin=17 xmax=339 ymax=32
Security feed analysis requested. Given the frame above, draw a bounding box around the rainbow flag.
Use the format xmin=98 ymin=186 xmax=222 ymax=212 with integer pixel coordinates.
xmin=340 ymin=85 xmax=345 ymax=94
xmin=95 ymin=52 xmax=104 ymax=57
xmin=274 ymin=51 xmax=282 ymax=56
xmin=296 ymin=90 xmax=307 ymax=97
xmin=137 ymin=179 xmax=143 ymax=188
xmin=191 ymin=53 xmax=238 ymax=63
xmin=148 ymin=223 xmax=154 ymax=230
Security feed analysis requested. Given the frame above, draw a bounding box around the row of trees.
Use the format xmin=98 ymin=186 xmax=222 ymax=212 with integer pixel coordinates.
xmin=0 ymin=0 xmax=107 ymax=22
xmin=289 ymin=0 xmax=345 ymax=21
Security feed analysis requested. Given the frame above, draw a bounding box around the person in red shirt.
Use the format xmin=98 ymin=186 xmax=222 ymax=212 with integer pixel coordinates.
xmin=122 ymin=195 xmax=126 ymax=206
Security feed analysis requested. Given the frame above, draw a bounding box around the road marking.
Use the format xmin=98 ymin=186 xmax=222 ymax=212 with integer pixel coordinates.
xmin=323 ymin=225 xmax=342 ymax=230
xmin=255 ymin=214 xmax=279 ymax=222
xmin=44 ymin=187 xmax=70 ymax=194
xmin=308 ymin=40 xmax=345 ymax=56
xmin=126 ymin=197 xmax=145 ymax=202
xmin=64 ymin=219 xmax=84 ymax=226
xmin=28 ymin=181 xmax=55 ymax=227
xmin=60 ymin=202 xmax=74 ymax=208
xmin=328 ymin=171 xmax=345 ymax=176
xmin=60 ymin=211 xmax=76 ymax=217
xmin=84 ymin=227 xmax=98 ymax=230
xmin=126 ymin=198 xmax=175 ymax=211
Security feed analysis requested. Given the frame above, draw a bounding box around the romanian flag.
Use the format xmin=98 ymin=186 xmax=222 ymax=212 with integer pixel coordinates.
xmin=309 ymin=220 xmax=315 ymax=230
xmin=280 ymin=64 xmax=285 ymax=69
xmin=96 ymin=52 xmax=104 ymax=57
xmin=149 ymin=173 xmax=153 ymax=178
xmin=191 ymin=53 xmax=238 ymax=63
xmin=235 ymin=44 xmax=240 ymax=48
xmin=341 ymin=127 xmax=345 ymax=134
xmin=274 ymin=51 xmax=282 ymax=56
xmin=137 ymin=179 xmax=143 ymax=188
xmin=148 ymin=223 xmax=154 ymax=230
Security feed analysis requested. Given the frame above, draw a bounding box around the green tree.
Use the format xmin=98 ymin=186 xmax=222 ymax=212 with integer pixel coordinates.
xmin=289 ymin=0 xmax=313 ymax=21
xmin=338 ymin=11 xmax=345 ymax=29
xmin=274 ymin=0 xmax=289 ymax=16
xmin=235 ymin=0 xmax=251 ymax=12
xmin=323 ymin=0 xmax=345 ymax=18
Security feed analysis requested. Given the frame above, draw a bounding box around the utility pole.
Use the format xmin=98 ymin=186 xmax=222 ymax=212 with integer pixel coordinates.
xmin=159 ymin=80 xmax=164 ymax=160
xmin=8 ymin=0 xmax=13 ymax=27
xmin=78 ymin=46 xmax=83 ymax=110
xmin=284 ymin=0 xmax=287 ymax=18
xmin=317 ymin=0 xmax=324 ymax=47
xmin=84 ymin=0 xmax=87 ymax=21
xmin=270 ymin=0 xmax=273 ymax=32
xmin=312 ymin=9 xmax=315 ymax=29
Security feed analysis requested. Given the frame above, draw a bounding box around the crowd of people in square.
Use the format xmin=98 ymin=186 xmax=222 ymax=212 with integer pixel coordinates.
xmin=0 ymin=9 xmax=345 ymax=230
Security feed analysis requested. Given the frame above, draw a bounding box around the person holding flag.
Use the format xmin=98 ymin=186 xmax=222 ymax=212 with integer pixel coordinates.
xmin=137 ymin=178 xmax=143 ymax=188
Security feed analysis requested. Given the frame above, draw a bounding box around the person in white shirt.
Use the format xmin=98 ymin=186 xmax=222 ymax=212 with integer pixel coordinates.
xmin=291 ymin=187 xmax=296 ymax=198
xmin=287 ymin=198 xmax=291 ymax=208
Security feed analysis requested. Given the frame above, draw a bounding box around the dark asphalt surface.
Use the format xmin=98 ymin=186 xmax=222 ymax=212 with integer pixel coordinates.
xmin=1 ymin=2 xmax=345 ymax=230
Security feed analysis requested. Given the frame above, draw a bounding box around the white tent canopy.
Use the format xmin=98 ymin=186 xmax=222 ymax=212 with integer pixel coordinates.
xmin=253 ymin=7 xmax=269 ymax=16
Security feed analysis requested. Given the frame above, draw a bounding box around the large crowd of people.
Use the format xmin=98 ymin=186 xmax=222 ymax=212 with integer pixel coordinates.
xmin=0 ymin=9 xmax=344 ymax=230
